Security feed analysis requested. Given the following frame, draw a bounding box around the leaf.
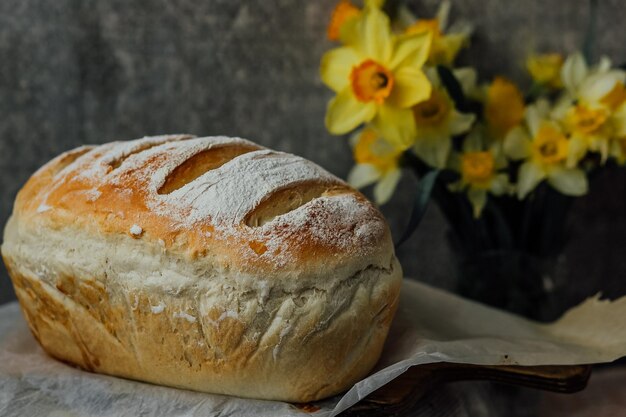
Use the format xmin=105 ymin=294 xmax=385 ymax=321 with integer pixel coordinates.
xmin=436 ymin=65 xmax=468 ymax=112
xmin=395 ymin=169 xmax=440 ymax=249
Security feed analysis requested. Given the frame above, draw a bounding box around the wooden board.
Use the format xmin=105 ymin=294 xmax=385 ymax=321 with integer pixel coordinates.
xmin=341 ymin=363 xmax=592 ymax=416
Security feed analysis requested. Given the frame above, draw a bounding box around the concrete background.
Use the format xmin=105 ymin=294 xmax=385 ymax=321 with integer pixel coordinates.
xmin=1 ymin=0 xmax=625 ymax=306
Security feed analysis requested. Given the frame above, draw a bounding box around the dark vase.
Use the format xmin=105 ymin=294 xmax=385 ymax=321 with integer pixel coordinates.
xmin=454 ymin=249 xmax=566 ymax=322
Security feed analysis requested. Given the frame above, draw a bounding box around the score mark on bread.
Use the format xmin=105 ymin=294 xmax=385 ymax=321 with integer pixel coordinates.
xmin=2 ymin=135 xmax=403 ymax=403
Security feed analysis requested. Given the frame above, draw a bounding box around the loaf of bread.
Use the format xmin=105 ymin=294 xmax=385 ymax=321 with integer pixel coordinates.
xmin=1 ymin=135 xmax=402 ymax=402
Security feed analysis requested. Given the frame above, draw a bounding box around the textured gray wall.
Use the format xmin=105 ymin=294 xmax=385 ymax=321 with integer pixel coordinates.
xmin=1 ymin=0 xmax=625 ymax=306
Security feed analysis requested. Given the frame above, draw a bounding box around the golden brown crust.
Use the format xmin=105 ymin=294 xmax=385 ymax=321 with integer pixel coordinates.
xmin=3 ymin=135 xmax=403 ymax=402
xmin=16 ymin=135 xmax=389 ymax=274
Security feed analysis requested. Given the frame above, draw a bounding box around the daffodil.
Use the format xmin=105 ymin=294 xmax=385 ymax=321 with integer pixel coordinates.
xmin=526 ymin=53 xmax=564 ymax=89
xmin=553 ymin=52 xmax=626 ymax=164
xmin=326 ymin=0 xmax=361 ymax=41
xmin=398 ymin=0 xmax=473 ymax=66
xmin=449 ymin=128 xmax=509 ymax=217
xmin=504 ymin=101 xmax=588 ymax=199
xmin=320 ymin=4 xmax=432 ymax=148
xmin=411 ymin=68 xmax=475 ymax=168
xmin=484 ymin=77 xmax=526 ymax=140
xmin=347 ymin=127 xmax=403 ymax=204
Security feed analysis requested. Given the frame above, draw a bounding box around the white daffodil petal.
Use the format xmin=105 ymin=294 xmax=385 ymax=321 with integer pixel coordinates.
xmin=413 ymin=134 xmax=451 ymax=168
xmin=390 ymin=31 xmax=432 ymax=70
xmin=490 ymin=173 xmax=510 ymax=195
xmin=453 ymin=67 xmax=478 ymax=96
xmin=567 ymin=135 xmax=588 ymax=168
xmin=389 ymin=66 xmax=432 ymax=108
xmin=548 ymin=167 xmax=589 ymax=196
xmin=525 ymin=105 xmax=542 ymax=137
xmin=448 ymin=20 xmax=474 ymax=37
xmin=517 ymin=161 xmax=546 ymax=199
xmin=597 ymin=56 xmax=612 ymax=73
xmin=551 ymin=95 xmax=573 ymax=120
xmin=449 ymin=111 xmax=475 ymax=135
xmin=374 ymin=168 xmax=402 ymax=204
xmin=525 ymin=99 xmax=550 ymax=136
xmin=436 ymin=0 xmax=452 ymax=29
xmin=561 ymin=52 xmax=588 ymax=94
xmin=463 ymin=128 xmax=483 ymax=152
xmin=348 ymin=164 xmax=381 ymax=188
xmin=325 ymin=89 xmax=377 ymax=135
xmin=320 ymin=47 xmax=361 ymax=93
xmin=580 ymin=71 xmax=626 ymax=103
xmin=467 ymin=188 xmax=487 ymax=218
xmin=504 ymin=126 xmax=531 ymax=160
xmin=373 ymin=104 xmax=416 ymax=149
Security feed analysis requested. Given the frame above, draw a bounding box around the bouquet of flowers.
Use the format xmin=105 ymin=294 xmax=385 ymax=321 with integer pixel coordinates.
xmin=320 ymin=0 xmax=626 ymax=318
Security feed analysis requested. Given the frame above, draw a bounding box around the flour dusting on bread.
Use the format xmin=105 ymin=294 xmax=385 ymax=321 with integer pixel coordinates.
xmin=27 ymin=135 xmax=386 ymax=268
xmin=2 ymin=134 xmax=403 ymax=403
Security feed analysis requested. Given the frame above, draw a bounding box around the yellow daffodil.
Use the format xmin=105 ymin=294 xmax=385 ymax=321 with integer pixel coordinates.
xmin=327 ymin=0 xmax=361 ymax=41
xmin=449 ymin=128 xmax=509 ymax=217
xmin=552 ymin=52 xmax=626 ymax=164
xmin=504 ymin=101 xmax=588 ymax=199
xmin=411 ymin=68 xmax=475 ymax=168
xmin=484 ymin=77 xmax=526 ymax=140
xmin=526 ymin=53 xmax=564 ymax=88
xmin=347 ymin=127 xmax=403 ymax=204
xmin=399 ymin=0 xmax=472 ymax=66
xmin=320 ymin=4 xmax=432 ymax=148
xmin=326 ymin=0 xmax=388 ymax=41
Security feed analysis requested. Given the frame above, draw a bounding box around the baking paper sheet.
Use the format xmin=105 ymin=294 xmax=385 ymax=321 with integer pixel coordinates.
xmin=2 ymin=278 xmax=626 ymax=417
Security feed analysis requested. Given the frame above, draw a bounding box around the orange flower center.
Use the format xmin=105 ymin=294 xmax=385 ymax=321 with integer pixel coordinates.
xmin=601 ymin=82 xmax=626 ymax=110
xmin=327 ymin=0 xmax=360 ymax=41
xmin=350 ymin=60 xmax=394 ymax=104
xmin=569 ymin=105 xmax=608 ymax=135
xmin=461 ymin=151 xmax=495 ymax=186
xmin=412 ymin=90 xmax=449 ymax=126
xmin=532 ymin=124 xmax=569 ymax=165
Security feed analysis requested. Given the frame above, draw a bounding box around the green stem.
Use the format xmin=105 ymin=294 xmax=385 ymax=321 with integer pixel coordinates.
xmin=583 ymin=0 xmax=599 ymax=63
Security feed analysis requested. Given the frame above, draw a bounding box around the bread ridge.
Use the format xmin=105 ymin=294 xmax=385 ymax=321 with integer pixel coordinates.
xmin=14 ymin=135 xmax=390 ymax=276
xmin=2 ymin=135 xmax=403 ymax=402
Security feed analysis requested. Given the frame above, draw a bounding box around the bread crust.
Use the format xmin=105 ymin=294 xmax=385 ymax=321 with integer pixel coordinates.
xmin=2 ymin=135 xmax=403 ymax=402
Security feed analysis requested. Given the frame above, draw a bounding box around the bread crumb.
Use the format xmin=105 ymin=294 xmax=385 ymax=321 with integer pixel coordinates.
xmin=130 ymin=224 xmax=143 ymax=237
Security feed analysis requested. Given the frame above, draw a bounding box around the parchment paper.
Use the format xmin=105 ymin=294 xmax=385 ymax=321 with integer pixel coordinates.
xmin=2 ymin=279 xmax=626 ymax=417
